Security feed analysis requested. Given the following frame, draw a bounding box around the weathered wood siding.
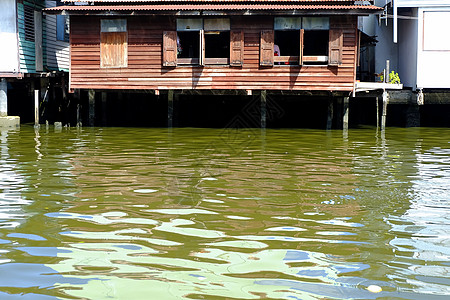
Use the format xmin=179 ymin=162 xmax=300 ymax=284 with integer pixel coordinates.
xmin=18 ymin=0 xmax=46 ymax=74
xmin=44 ymin=0 xmax=70 ymax=72
xmin=70 ymin=15 xmax=358 ymax=92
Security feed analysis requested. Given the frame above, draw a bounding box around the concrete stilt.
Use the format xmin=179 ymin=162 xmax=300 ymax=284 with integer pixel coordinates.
xmin=88 ymin=89 xmax=95 ymax=126
xmin=343 ymin=96 xmax=349 ymax=131
xmin=406 ymin=103 xmax=420 ymax=127
xmin=326 ymin=97 xmax=334 ymax=130
xmin=0 ymin=79 xmax=7 ymax=117
xmin=101 ymin=92 xmax=107 ymax=126
xmin=381 ymin=91 xmax=388 ymax=132
xmin=261 ymin=90 xmax=267 ymax=129
xmin=168 ymin=90 xmax=174 ymax=128
xmin=0 ymin=79 xmax=18 ymax=127
xmin=376 ymin=96 xmax=379 ymax=130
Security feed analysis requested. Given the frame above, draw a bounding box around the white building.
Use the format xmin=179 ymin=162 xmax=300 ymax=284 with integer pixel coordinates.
xmin=360 ymin=0 xmax=450 ymax=90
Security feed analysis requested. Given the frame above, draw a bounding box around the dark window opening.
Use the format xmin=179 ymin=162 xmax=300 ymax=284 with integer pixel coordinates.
xmin=24 ymin=5 xmax=35 ymax=42
xmin=303 ymin=30 xmax=328 ymax=56
xmin=177 ymin=31 xmax=200 ymax=59
xmin=274 ymin=30 xmax=300 ymax=57
xmin=57 ymin=15 xmax=70 ymax=42
xmin=205 ymin=31 xmax=230 ymax=59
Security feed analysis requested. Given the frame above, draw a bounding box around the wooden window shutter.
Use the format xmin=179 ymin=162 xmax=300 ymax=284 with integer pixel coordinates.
xmin=230 ymin=30 xmax=244 ymax=67
xmin=163 ymin=31 xmax=177 ymax=67
xmin=260 ymin=30 xmax=274 ymax=67
xmin=101 ymin=32 xmax=128 ymax=68
xmin=328 ymin=29 xmax=343 ymax=66
xmin=299 ymin=29 xmax=304 ymax=66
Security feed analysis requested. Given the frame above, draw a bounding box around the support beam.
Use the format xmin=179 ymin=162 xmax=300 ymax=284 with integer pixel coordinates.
xmin=168 ymin=89 xmax=174 ymax=128
xmin=74 ymin=89 xmax=81 ymax=127
xmin=326 ymin=98 xmax=334 ymax=130
xmin=343 ymin=96 xmax=349 ymax=131
xmin=376 ymin=96 xmax=379 ymax=130
xmin=88 ymin=89 xmax=95 ymax=127
xmin=381 ymin=91 xmax=389 ymax=132
xmin=0 ymin=79 xmax=7 ymax=117
xmin=34 ymin=89 xmax=40 ymax=127
xmin=101 ymin=92 xmax=107 ymax=126
xmin=261 ymin=90 xmax=267 ymax=129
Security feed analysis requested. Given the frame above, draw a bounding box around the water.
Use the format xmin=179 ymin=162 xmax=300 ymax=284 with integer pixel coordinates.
xmin=0 ymin=126 xmax=449 ymax=300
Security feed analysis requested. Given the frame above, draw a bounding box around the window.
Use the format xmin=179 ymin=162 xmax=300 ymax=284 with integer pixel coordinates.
xmin=56 ymin=0 xmax=69 ymax=42
xmin=100 ymin=19 xmax=127 ymax=68
xmin=261 ymin=17 xmax=342 ymax=67
xmin=163 ymin=18 xmax=242 ymax=67
xmin=303 ymin=17 xmax=330 ymax=65
xmin=273 ymin=17 xmax=301 ymax=65
xmin=57 ymin=15 xmax=70 ymax=42
xmin=423 ymin=11 xmax=450 ymax=51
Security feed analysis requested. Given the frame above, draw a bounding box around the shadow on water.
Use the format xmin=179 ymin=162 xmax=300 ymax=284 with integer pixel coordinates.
xmin=0 ymin=126 xmax=449 ymax=299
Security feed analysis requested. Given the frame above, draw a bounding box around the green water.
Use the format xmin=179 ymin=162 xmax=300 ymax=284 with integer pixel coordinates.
xmin=0 ymin=126 xmax=449 ymax=299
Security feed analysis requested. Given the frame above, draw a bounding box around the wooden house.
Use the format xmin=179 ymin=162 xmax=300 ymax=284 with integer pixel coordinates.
xmin=45 ymin=0 xmax=381 ymax=127
xmin=0 ymin=0 xmax=70 ymax=126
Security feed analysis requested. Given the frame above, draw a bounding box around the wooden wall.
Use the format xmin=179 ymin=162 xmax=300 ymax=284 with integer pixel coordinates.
xmin=70 ymin=15 xmax=358 ymax=92
xmin=44 ymin=0 xmax=70 ymax=72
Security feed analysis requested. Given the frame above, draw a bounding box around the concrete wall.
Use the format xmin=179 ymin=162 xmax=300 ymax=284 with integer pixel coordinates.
xmin=0 ymin=0 xmax=20 ymax=74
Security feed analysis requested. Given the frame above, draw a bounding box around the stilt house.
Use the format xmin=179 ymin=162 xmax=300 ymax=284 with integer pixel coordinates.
xmin=46 ymin=0 xmax=380 ymax=94
xmin=0 ymin=0 xmax=70 ymax=125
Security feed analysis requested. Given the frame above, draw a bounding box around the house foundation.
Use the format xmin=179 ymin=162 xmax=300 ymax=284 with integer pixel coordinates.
xmin=0 ymin=78 xmax=20 ymax=128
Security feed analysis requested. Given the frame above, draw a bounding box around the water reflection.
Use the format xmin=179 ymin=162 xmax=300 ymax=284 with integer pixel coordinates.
xmin=0 ymin=126 xmax=448 ymax=299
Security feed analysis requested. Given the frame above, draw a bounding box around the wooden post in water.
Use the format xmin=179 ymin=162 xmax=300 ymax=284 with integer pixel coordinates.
xmin=168 ymin=89 xmax=174 ymax=128
xmin=34 ymin=89 xmax=40 ymax=128
xmin=74 ymin=89 xmax=81 ymax=127
xmin=88 ymin=89 xmax=95 ymax=126
xmin=327 ymin=97 xmax=334 ymax=130
xmin=381 ymin=91 xmax=388 ymax=131
xmin=343 ymin=96 xmax=349 ymax=131
xmin=101 ymin=92 xmax=107 ymax=126
xmin=261 ymin=90 xmax=267 ymax=129
xmin=376 ymin=96 xmax=380 ymax=130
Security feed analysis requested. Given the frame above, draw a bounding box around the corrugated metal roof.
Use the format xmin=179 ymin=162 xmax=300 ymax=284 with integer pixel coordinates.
xmin=47 ymin=4 xmax=382 ymax=12
xmin=63 ymin=0 xmax=360 ymax=2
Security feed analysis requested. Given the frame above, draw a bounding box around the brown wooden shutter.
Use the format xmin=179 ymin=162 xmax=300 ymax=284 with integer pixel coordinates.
xmin=260 ymin=30 xmax=274 ymax=67
xmin=299 ymin=29 xmax=304 ymax=66
xmin=101 ymin=32 xmax=128 ymax=68
xmin=230 ymin=30 xmax=244 ymax=67
xmin=163 ymin=31 xmax=177 ymax=67
xmin=328 ymin=29 xmax=343 ymax=66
